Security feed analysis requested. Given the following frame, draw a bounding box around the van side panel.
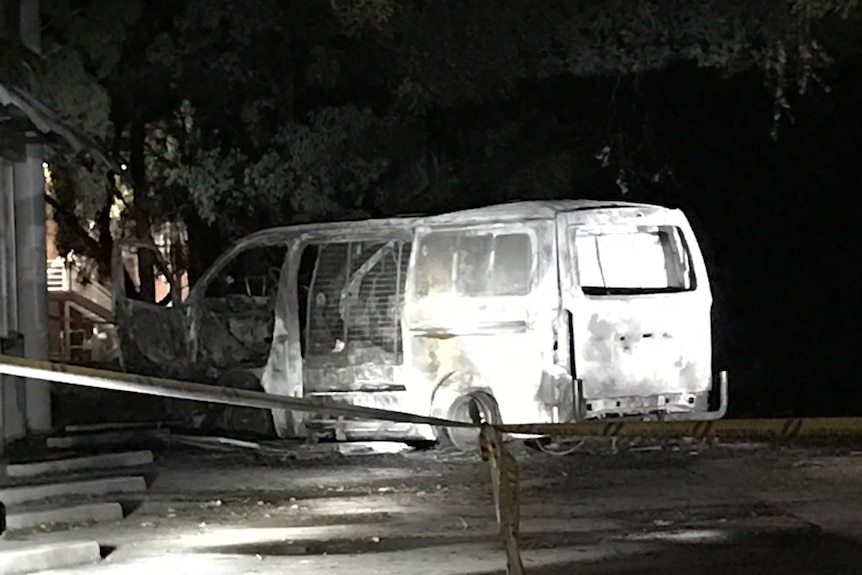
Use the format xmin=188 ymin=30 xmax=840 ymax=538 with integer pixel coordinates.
xmin=405 ymin=220 xmax=559 ymax=426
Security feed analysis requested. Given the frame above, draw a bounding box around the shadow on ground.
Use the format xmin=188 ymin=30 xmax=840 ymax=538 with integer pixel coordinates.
xmin=192 ymin=532 xmax=591 ymax=557
xmin=486 ymin=530 xmax=862 ymax=575
xmin=188 ymin=524 xmax=862 ymax=575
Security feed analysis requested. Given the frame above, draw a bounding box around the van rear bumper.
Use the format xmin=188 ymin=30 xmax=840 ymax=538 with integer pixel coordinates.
xmin=568 ymin=371 xmax=728 ymax=422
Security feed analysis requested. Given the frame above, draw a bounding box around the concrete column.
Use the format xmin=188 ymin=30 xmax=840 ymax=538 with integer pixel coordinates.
xmin=13 ymin=143 xmax=51 ymax=432
xmin=1 ymin=160 xmax=15 ymax=455
xmin=1 ymin=334 xmax=28 ymax=449
xmin=1 ymin=160 xmax=17 ymax=337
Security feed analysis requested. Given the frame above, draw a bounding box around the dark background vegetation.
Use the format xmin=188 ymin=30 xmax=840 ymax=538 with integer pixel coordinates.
xmin=5 ymin=0 xmax=860 ymax=417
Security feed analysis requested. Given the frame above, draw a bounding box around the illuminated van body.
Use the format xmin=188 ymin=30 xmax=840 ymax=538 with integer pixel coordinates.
xmin=116 ymin=201 xmax=724 ymax=447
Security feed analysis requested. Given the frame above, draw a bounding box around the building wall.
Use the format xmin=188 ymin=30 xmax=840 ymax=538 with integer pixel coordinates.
xmin=1 ymin=159 xmax=26 ymax=450
xmin=1 ymin=148 xmax=52 ymax=452
xmin=1 ymin=0 xmax=52 ymax=453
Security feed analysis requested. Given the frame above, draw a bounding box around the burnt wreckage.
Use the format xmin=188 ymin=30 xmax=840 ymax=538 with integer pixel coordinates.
xmin=114 ymin=201 xmax=725 ymax=448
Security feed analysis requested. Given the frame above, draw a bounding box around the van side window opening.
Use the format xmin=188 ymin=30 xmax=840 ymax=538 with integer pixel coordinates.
xmin=305 ymin=240 xmax=411 ymax=362
xmin=414 ymin=231 xmax=533 ymax=297
xmin=572 ymin=225 xmax=694 ymax=295
xmin=205 ymin=245 xmax=288 ymax=299
xmin=307 ymin=243 xmax=349 ymax=356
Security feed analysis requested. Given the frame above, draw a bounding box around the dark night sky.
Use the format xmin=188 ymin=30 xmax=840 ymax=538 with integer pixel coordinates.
xmin=613 ymin=60 xmax=861 ymax=417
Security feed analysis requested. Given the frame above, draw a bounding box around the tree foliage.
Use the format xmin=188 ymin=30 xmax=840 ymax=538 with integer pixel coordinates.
xmin=28 ymin=0 xmax=860 ymax=286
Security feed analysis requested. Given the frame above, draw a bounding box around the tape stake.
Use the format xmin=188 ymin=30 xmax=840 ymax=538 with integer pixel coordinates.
xmin=602 ymin=421 xmax=624 ymax=437
xmin=691 ymin=421 xmax=714 ymax=440
xmin=780 ymin=418 xmax=803 ymax=439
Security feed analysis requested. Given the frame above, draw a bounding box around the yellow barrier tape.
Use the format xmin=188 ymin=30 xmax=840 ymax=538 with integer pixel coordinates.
xmin=468 ymin=397 xmax=524 ymax=573
xmin=0 ymin=354 xmax=476 ymax=430
xmin=7 ymin=354 xmax=862 ymax=442
xmin=480 ymin=423 xmax=524 ymax=575
xmin=6 ymin=354 xmax=862 ymax=442
xmin=497 ymin=417 xmax=862 ymax=441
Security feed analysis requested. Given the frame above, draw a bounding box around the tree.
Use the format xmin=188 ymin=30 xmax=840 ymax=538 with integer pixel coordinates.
xmin=35 ymin=0 xmax=141 ymax=285
xmin=32 ymin=0 xmax=860 ymax=290
xmin=167 ymin=0 xmax=862 ymax=225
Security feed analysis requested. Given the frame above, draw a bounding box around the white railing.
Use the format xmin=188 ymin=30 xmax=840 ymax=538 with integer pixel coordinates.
xmin=46 ymin=257 xmax=118 ymax=364
xmin=46 ymin=258 xmax=70 ymax=291
xmin=49 ymin=307 xmax=118 ymax=364
xmin=46 ymin=258 xmax=113 ymax=313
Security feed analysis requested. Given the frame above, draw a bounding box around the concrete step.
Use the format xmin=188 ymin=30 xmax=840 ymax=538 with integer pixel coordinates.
xmin=4 ymin=451 xmax=154 ymax=479
xmin=0 ymin=476 xmax=146 ymax=506
xmin=5 ymin=502 xmax=124 ymax=531
xmin=46 ymin=429 xmax=169 ymax=450
xmin=0 ymin=540 xmax=102 ymax=575
xmin=64 ymin=422 xmax=173 ymax=434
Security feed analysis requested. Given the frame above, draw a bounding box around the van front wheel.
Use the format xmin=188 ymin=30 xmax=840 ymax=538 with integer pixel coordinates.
xmin=440 ymin=391 xmax=501 ymax=453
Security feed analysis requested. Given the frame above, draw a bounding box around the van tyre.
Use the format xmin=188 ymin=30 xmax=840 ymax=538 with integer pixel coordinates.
xmin=440 ymin=391 xmax=501 ymax=453
xmin=213 ymin=370 xmax=275 ymax=438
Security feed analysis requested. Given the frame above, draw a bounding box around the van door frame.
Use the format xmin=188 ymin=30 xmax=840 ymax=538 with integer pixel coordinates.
xmin=555 ymin=206 xmax=714 ymax=418
xmin=261 ymin=223 xmax=417 ymax=438
xmin=184 ymin=239 xmax=290 ymax=371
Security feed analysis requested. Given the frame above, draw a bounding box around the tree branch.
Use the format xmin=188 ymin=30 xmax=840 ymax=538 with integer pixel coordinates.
xmin=44 ymin=193 xmax=103 ymax=256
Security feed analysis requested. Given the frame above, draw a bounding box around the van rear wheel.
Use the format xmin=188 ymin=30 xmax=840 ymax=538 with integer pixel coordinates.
xmin=440 ymin=391 xmax=501 ymax=453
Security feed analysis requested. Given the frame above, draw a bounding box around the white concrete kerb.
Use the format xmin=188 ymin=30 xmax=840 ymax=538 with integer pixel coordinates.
xmin=0 ymin=540 xmax=102 ymax=575
xmin=5 ymin=451 xmax=154 ymax=478
xmin=0 ymin=476 xmax=146 ymax=506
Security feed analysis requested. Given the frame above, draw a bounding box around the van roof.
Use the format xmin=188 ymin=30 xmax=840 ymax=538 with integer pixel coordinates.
xmin=195 ymin=199 xmax=681 ymax=291
xmin=231 ymin=199 xmax=675 ymax=247
xmin=420 ymin=199 xmax=667 ymax=224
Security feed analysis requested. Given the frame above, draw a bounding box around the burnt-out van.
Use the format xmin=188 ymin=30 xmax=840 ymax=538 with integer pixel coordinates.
xmin=115 ymin=200 xmax=725 ymax=448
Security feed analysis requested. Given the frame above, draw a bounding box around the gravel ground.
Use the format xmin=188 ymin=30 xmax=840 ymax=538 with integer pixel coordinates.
xmin=9 ymin=439 xmax=862 ymax=574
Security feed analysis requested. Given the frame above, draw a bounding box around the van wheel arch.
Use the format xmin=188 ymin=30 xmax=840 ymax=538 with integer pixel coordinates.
xmin=431 ymin=374 xmax=501 ymax=452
